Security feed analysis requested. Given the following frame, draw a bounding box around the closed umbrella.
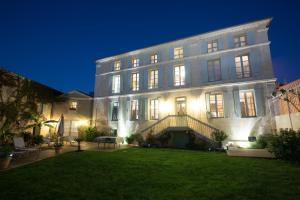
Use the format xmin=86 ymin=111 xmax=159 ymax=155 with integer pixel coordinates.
xmin=56 ymin=114 xmax=64 ymax=143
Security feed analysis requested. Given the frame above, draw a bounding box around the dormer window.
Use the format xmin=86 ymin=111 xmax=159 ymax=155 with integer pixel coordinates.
xmin=150 ymin=54 xmax=158 ymax=64
xmin=174 ymin=47 xmax=183 ymax=59
xmin=132 ymin=58 xmax=139 ymax=67
xmin=114 ymin=61 xmax=121 ymax=71
xmin=70 ymin=101 xmax=77 ymax=110
xmin=234 ymin=35 xmax=247 ymax=48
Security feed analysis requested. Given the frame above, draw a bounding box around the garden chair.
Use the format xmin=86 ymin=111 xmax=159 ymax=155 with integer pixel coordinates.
xmin=13 ymin=137 xmax=40 ymax=157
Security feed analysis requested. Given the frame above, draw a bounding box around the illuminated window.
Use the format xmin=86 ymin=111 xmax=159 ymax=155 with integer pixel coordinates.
xmin=131 ymin=72 xmax=139 ymax=91
xmin=149 ymin=69 xmax=158 ymax=89
xmin=234 ymin=35 xmax=247 ymax=48
xmin=114 ymin=61 xmax=121 ymax=71
xmin=112 ymin=75 xmax=120 ymax=93
xmin=174 ymin=47 xmax=183 ymax=59
xmin=70 ymin=101 xmax=77 ymax=110
xmin=208 ymin=59 xmax=221 ymax=81
xmin=235 ymin=55 xmax=251 ymax=78
xmin=150 ymin=99 xmax=159 ymax=120
xmin=174 ymin=65 xmax=185 ymax=86
xmin=131 ymin=100 xmax=139 ymax=120
xmin=240 ymin=91 xmax=256 ymax=117
xmin=209 ymin=94 xmax=224 ymax=118
xmin=111 ymin=102 xmax=119 ymax=121
xmin=208 ymin=40 xmax=218 ymax=53
xmin=132 ymin=58 xmax=139 ymax=67
xmin=150 ymin=54 xmax=158 ymax=64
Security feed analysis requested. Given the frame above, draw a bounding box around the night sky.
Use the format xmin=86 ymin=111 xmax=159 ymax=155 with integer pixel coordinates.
xmin=1 ymin=0 xmax=299 ymax=93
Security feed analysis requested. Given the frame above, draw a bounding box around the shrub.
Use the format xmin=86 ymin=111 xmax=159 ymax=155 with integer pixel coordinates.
xmin=145 ymin=132 xmax=156 ymax=147
xmin=269 ymin=129 xmax=300 ymax=162
xmin=157 ymin=132 xmax=171 ymax=147
xmin=251 ymin=134 xmax=274 ymax=149
xmin=85 ymin=127 xmax=101 ymax=141
xmin=126 ymin=134 xmax=144 ymax=146
xmin=33 ymin=135 xmax=44 ymax=145
xmin=211 ymin=130 xmax=228 ymax=148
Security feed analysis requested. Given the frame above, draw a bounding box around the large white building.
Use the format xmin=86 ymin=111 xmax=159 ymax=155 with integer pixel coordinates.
xmin=93 ymin=18 xmax=276 ymax=147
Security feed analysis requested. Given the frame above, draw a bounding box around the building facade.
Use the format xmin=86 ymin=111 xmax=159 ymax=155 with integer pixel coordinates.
xmin=93 ymin=18 xmax=276 ymax=146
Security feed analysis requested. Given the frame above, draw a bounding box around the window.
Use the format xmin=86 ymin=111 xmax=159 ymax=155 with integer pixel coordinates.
xmin=131 ymin=100 xmax=139 ymax=120
xmin=209 ymin=94 xmax=224 ymax=118
xmin=208 ymin=40 xmax=218 ymax=53
xmin=111 ymin=102 xmax=119 ymax=121
xmin=132 ymin=58 xmax=139 ymax=67
xmin=112 ymin=75 xmax=120 ymax=93
xmin=70 ymin=101 xmax=77 ymax=110
xmin=114 ymin=61 xmax=121 ymax=71
xmin=149 ymin=69 xmax=158 ymax=89
xmin=234 ymin=35 xmax=247 ymax=48
xmin=235 ymin=55 xmax=251 ymax=78
xmin=174 ymin=65 xmax=185 ymax=86
xmin=150 ymin=99 xmax=159 ymax=120
xmin=240 ymin=91 xmax=256 ymax=117
xmin=131 ymin=72 xmax=139 ymax=91
xmin=208 ymin=59 xmax=221 ymax=81
xmin=174 ymin=47 xmax=183 ymax=59
xmin=150 ymin=54 xmax=158 ymax=64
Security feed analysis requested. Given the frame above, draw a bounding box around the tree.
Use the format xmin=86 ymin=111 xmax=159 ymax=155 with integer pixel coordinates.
xmin=24 ymin=113 xmax=57 ymax=136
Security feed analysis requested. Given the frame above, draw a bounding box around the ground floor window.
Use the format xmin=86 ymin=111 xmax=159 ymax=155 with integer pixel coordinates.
xmin=150 ymin=99 xmax=159 ymax=120
xmin=111 ymin=101 xmax=119 ymax=121
xmin=239 ymin=91 xmax=256 ymax=117
xmin=209 ymin=93 xmax=224 ymax=118
xmin=131 ymin=100 xmax=139 ymax=120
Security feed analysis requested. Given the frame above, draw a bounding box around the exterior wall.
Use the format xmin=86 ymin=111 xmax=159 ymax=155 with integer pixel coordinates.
xmin=93 ymin=18 xmax=276 ymax=144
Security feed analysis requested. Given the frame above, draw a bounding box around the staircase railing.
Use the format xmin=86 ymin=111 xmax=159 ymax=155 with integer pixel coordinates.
xmin=139 ymin=114 xmax=219 ymax=139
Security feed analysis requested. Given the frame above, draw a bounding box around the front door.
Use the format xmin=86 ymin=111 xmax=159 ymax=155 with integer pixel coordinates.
xmin=176 ymin=97 xmax=186 ymax=115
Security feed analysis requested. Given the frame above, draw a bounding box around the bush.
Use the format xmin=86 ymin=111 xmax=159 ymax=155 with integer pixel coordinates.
xmin=33 ymin=135 xmax=43 ymax=145
xmin=269 ymin=129 xmax=300 ymax=162
xmin=211 ymin=130 xmax=228 ymax=148
xmin=126 ymin=134 xmax=144 ymax=146
xmin=157 ymin=132 xmax=171 ymax=147
xmin=85 ymin=127 xmax=101 ymax=141
xmin=251 ymin=134 xmax=274 ymax=149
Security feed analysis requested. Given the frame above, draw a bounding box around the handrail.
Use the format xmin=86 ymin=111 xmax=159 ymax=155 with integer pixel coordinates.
xmin=138 ymin=114 xmax=220 ymax=139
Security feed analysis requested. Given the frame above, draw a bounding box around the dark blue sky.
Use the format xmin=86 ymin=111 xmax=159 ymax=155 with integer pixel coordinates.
xmin=1 ymin=0 xmax=299 ymax=93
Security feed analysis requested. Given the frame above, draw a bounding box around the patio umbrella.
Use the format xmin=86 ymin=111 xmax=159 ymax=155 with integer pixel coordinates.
xmin=57 ymin=114 xmax=64 ymax=137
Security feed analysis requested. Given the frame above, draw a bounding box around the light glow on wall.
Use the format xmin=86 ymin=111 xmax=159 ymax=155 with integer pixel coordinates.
xmin=159 ymin=100 xmax=172 ymax=115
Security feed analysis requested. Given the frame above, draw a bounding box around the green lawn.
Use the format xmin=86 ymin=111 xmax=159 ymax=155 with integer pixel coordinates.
xmin=1 ymin=148 xmax=300 ymax=200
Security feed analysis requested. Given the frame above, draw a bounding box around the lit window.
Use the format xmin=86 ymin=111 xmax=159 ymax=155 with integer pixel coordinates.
xmin=70 ymin=101 xmax=77 ymax=110
xmin=114 ymin=61 xmax=121 ymax=71
xmin=235 ymin=55 xmax=251 ymax=78
xmin=174 ymin=47 xmax=183 ymax=59
xmin=131 ymin=100 xmax=139 ymax=120
xmin=150 ymin=54 xmax=158 ymax=64
xmin=174 ymin=65 xmax=185 ymax=86
xmin=240 ymin=91 xmax=256 ymax=117
xmin=149 ymin=69 xmax=158 ymax=89
xmin=208 ymin=40 xmax=218 ymax=53
xmin=234 ymin=35 xmax=247 ymax=48
xmin=112 ymin=75 xmax=120 ymax=93
xmin=132 ymin=58 xmax=139 ymax=67
xmin=150 ymin=99 xmax=159 ymax=120
xmin=209 ymin=94 xmax=224 ymax=118
xmin=131 ymin=72 xmax=139 ymax=91
xmin=111 ymin=101 xmax=119 ymax=121
xmin=208 ymin=59 xmax=221 ymax=81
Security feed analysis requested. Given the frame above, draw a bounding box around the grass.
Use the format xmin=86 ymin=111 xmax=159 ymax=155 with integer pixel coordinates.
xmin=1 ymin=148 xmax=300 ymax=200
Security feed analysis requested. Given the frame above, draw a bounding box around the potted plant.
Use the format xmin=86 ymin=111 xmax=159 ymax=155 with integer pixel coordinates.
xmin=33 ymin=135 xmax=44 ymax=148
xmin=0 ymin=145 xmax=13 ymax=170
xmin=74 ymin=137 xmax=83 ymax=151
xmin=54 ymin=143 xmax=63 ymax=154
xmin=211 ymin=130 xmax=228 ymax=150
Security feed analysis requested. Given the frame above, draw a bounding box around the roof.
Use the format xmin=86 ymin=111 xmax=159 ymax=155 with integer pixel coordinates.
xmin=96 ymin=17 xmax=272 ymax=63
xmin=279 ymin=78 xmax=300 ymax=90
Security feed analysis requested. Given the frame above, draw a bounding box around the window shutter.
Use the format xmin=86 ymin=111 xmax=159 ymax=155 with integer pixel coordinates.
xmin=126 ymin=99 xmax=131 ymax=120
xmin=143 ymin=70 xmax=148 ymax=91
xmin=108 ymin=76 xmax=112 ymax=95
xmin=254 ymin=87 xmax=265 ymax=117
xmin=218 ymin=38 xmax=224 ymax=50
xmin=158 ymin=67 xmax=163 ymax=89
xmin=233 ymin=89 xmax=241 ymax=117
xmin=205 ymin=93 xmax=210 ymax=113
xmin=223 ymin=91 xmax=231 ymax=118
xmin=185 ymin=62 xmax=191 ymax=86
xmin=168 ymin=65 xmax=173 ymax=87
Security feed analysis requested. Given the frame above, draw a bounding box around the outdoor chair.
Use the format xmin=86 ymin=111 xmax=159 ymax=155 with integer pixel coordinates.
xmin=13 ymin=137 xmax=40 ymax=159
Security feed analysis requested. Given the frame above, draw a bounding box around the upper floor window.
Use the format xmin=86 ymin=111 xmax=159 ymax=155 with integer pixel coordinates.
xmin=149 ymin=69 xmax=158 ymax=89
xmin=114 ymin=60 xmax=121 ymax=71
xmin=174 ymin=47 xmax=183 ymax=59
xmin=209 ymin=93 xmax=224 ymax=118
xmin=150 ymin=54 xmax=158 ymax=64
xmin=111 ymin=101 xmax=119 ymax=121
xmin=70 ymin=101 xmax=77 ymax=110
xmin=130 ymin=100 xmax=139 ymax=120
xmin=235 ymin=55 xmax=251 ymax=78
xmin=150 ymin=98 xmax=159 ymax=120
xmin=240 ymin=91 xmax=256 ymax=117
xmin=234 ymin=35 xmax=247 ymax=48
xmin=131 ymin=72 xmax=139 ymax=91
xmin=132 ymin=58 xmax=139 ymax=67
xmin=112 ymin=75 xmax=120 ymax=93
xmin=208 ymin=40 xmax=218 ymax=53
xmin=174 ymin=65 xmax=185 ymax=86
xmin=208 ymin=59 xmax=221 ymax=82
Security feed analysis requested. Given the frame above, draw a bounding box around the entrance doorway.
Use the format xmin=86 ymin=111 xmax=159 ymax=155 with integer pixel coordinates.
xmin=176 ymin=97 xmax=186 ymax=115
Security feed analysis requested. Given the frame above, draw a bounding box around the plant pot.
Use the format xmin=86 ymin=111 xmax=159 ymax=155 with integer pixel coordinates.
xmin=55 ymin=147 xmax=62 ymax=154
xmin=0 ymin=157 xmax=12 ymax=170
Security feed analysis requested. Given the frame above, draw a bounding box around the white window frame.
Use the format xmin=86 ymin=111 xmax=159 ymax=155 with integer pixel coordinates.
xmin=208 ymin=40 xmax=218 ymax=53
xmin=130 ymin=100 xmax=139 ymax=120
xmin=149 ymin=69 xmax=158 ymax=89
xmin=112 ymin=75 xmax=120 ymax=94
xmin=174 ymin=47 xmax=183 ymax=59
xmin=234 ymin=34 xmax=247 ymax=48
xmin=150 ymin=54 xmax=158 ymax=64
xmin=235 ymin=54 xmax=251 ymax=78
xmin=209 ymin=93 xmax=224 ymax=118
xmin=174 ymin=65 xmax=185 ymax=86
xmin=131 ymin=72 xmax=139 ymax=91
xmin=239 ymin=90 xmax=256 ymax=117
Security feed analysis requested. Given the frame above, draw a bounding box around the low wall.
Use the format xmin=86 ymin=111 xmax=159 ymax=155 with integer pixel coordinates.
xmin=275 ymin=113 xmax=300 ymax=130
